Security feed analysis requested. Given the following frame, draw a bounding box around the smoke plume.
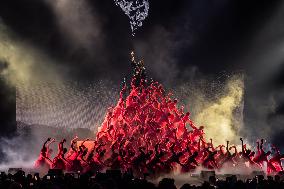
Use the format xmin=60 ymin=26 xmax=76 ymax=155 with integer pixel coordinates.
xmin=193 ymin=75 xmax=244 ymax=145
xmin=44 ymin=0 xmax=103 ymax=50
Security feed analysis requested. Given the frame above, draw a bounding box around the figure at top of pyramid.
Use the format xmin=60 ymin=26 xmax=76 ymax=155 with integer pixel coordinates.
xmin=130 ymin=51 xmax=147 ymax=86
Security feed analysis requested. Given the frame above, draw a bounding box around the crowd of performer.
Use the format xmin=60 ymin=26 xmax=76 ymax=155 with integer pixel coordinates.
xmin=35 ymin=80 xmax=283 ymax=176
xmin=35 ymin=135 xmax=284 ymax=175
xmin=35 ymin=53 xmax=284 ymax=176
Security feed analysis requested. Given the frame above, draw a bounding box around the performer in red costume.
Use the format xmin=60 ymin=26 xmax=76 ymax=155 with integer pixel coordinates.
xmin=66 ymin=136 xmax=79 ymax=160
xmin=269 ymin=145 xmax=284 ymax=173
xmin=215 ymin=145 xmax=226 ymax=166
xmin=253 ymin=139 xmax=276 ymax=173
xmin=202 ymin=147 xmax=218 ymax=169
xmin=181 ymin=151 xmax=199 ymax=172
xmin=165 ymin=143 xmax=184 ymax=170
xmin=240 ymin=138 xmax=256 ymax=167
xmin=52 ymin=139 xmax=69 ymax=170
xmin=147 ymin=142 xmax=166 ymax=174
xmin=219 ymin=141 xmax=236 ymax=167
xmin=132 ymin=147 xmax=153 ymax=176
xmin=35 ymin=138 xmax=54 ymax=169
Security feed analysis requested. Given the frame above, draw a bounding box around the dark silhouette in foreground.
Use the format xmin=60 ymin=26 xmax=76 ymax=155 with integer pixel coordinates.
xmin=1 ymin=169 xmax=284 ymax=189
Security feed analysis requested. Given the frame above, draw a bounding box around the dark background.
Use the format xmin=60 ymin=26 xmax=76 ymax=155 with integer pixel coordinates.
xmin=0 ymin=0 xmax=281 ymax=79
xmin=0 ymin=0 xmax=284 ymax=162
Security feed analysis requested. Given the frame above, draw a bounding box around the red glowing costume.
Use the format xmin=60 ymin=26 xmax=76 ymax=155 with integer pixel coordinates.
xmin=35 ymin=138 xmax=54 ymax=169
xmin=268 ymin=146 xmax=284 ymax=173
xmin=52 ymin=139 xmax=68 ymax=170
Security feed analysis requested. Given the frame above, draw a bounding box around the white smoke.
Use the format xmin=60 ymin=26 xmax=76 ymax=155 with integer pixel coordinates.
xmin=0 ymin=20 xmax=64 ymax=87
xmin=45 ymin=0 xmax=103 ymax=49
xmin=192 ymin=75 xmax=244 ymax=145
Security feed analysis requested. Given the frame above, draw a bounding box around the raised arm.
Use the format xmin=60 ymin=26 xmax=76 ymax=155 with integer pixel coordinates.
xmin=226 ymin=141 xmax=229 ymax=153
xmin=240 ymin=138 xmax=244 ymax=154
xmin=71 ymin=136 xmax=78 ymax=144
xmin=260 ymin=139 xmax=264 ymax=151
xmin=59 ymin=139 xmax=66 ymax=151
xmin=256 ymin=140 xmax=260 ymax=153
xmin=71 ymin=136 xmax=79 ymax=151
xmin=198 ymin=138 xmax=201 ymax=152
xmin=81 ymin=138 xmax=90 ymax=146
xmin=210 ymin=138 xmax=213 ymax=149
xmin=47 ymin=138 xmax=55 ymax=148
xmin=43 ymin=138 xmax=51 ymax=148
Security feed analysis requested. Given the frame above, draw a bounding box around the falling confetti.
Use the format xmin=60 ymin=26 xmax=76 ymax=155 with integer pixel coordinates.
xmin=114 ymin=0 xmax=150 ymax=36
